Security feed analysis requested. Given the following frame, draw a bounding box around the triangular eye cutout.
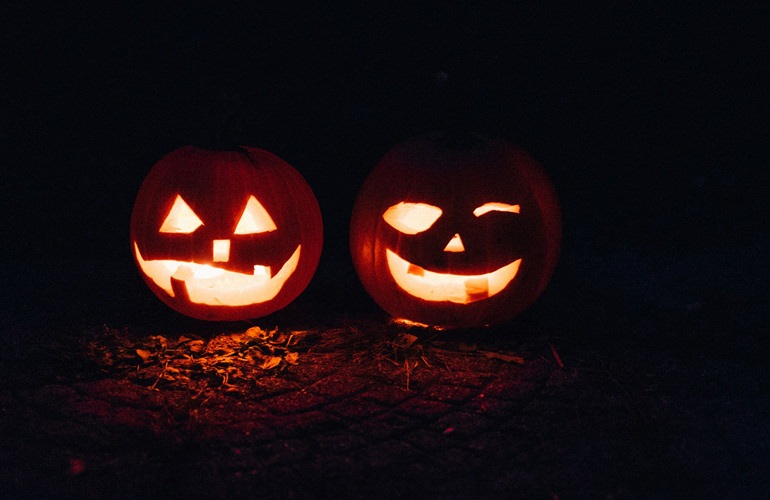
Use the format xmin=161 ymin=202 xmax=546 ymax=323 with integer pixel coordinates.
xmin=160 ymin=195 xmax=204 ymax=233
xmin=234 ymin=196 xmax=277 ymax=234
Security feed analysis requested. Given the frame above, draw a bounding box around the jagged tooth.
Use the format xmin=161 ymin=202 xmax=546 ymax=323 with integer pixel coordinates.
xmin=253 ymin=265 xmax=272 ymax=280
xmin=173 ymin=265 xmax=194 ymax=280
xmin=407 ymin=263 xmax=424 ymax=276
xmin=464 ymin=277 xmax=490 ymax=302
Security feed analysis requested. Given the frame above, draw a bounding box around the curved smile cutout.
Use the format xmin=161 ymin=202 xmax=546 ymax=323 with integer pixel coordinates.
xmin=385 ymin=249 xmax=521 ymax=304
xmin=133 ymin=243 xmax=301 ymax=306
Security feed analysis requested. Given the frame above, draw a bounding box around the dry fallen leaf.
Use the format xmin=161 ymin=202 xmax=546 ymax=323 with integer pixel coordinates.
xmin=136 ymin=349 xmax=152 ymax=361
xmin=261 ymin=356 xmax=282 ymax=370
xmin=188 ymin=340 xmax=205 ymax=353
xmin=393 ymin=333 xmax=418 ymax=349
xmin=284 ymin=352 xmax=299 ymax=365
xmin=245 ymin=326 xmax=267 ymax=339
xmin=480 ymin=351 xmax=525 ymax=365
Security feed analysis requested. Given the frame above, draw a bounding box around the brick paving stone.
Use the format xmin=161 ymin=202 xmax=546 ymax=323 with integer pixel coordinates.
xmin=436 ymin=352 xmax=499 ymax=373
xmin=483 ymin=467 xmax=543 ymax=498
xmin=70 ymin=397 xmax=113 ymax=419
xmin=313 ymin=429 xmax=370 ymax=453
xmin=215 ymin=420 xmax=278 ymax=441
xmin=464 ymin=394 xmax=521 ymax=417
xmin=260 ymin=438 xmax=313 ymax=466
xmin=359 ymin=384 xmax=412 ymax=405
xmin=350 ymin=438 xmax=423 ymax=468
xmin=498 ymin=413 xmax=541 ymax=434
xmin=430 ymin=445 xmax=485 ymax=470
xmin=402 ymin=427 xmax=456 ymax=452
xmin=401 ymin=367 xmax=440 ymax=390
xmin=423 ymin=383 xmax=477 ymax=404
xmin=250 ymin=376 xmax=303 ymax=398
xmin=347 ymin=411 xmax=423 ymax=441
xmin=481 ymin=377 xmax=539 ymax=400
xmin=74 ymin=379 xmax=165 ymax=408
xmin=396 ymin=395 xmax=455 ymax=420
xmin=433 ymin=370 xmax=494 ymax=389
xmin=261 ymin=389 xmax=329 ymax=415
xmin=306 ymin=372 xmax=370 ymax=398
xmin=19 ymin=384 xmax=78 ymax=410
xmin=281 ymin=353 xmax=348 ymax=383
xmin=465 ymin=428 xmax=531 ymax=458
xmin=111 ymin=405 xmax=167 ymax=430
xmin=307 ymin=452 xmax=362 ymax=478
xmin=193 ymin=408 xmax=277 ymax=441
xmin=431 ymin=410 xmax=497 ymax=437
xmin=270 ymin=410 xmax=345 ymax=436
xmin=323 ymin=395 xmax=390 ymax=419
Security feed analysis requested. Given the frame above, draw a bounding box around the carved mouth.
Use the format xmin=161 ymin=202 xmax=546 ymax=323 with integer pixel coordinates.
xmin=133 ymin=243 xmax=300 ymax=306
xmin=385 ymin=249 xmax=520 ymax=304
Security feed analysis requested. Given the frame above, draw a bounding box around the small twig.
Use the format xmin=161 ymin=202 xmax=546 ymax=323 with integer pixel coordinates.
xmin=197 ymin=391 xmax=216 ymax=409
xmin=549 ymin=342 xmax=565 ymax=369
xmin=404 ymin=360 xmax=411 ymax=391
xmin=150 ymin=360 xmax=169 ymax=390
xmin=479 ymin=350 xmax=525 ymax=365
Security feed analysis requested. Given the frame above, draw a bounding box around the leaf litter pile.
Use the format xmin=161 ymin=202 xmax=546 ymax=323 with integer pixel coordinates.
xmin=79 ymin=321 xmax=535 ymax=397
xmin=84 ymin=325 xmax=309 ymax=397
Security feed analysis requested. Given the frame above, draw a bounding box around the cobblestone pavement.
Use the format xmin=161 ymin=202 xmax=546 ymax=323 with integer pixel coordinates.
xmin=2 ymin=311 xmax=768 ymax=500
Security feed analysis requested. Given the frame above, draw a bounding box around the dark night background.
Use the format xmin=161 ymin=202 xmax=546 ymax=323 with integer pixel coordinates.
xmin=1 ymin=1 xmax=769 ymax=496
xmin=3 ymin=1 xmax=767 ymax=332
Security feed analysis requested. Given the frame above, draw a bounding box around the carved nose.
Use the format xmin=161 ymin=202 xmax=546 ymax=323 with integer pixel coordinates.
xmin=443 ymin=233 xmax=465 ymax=253
xmin=213 ymin=239 xmax=231 ymax=262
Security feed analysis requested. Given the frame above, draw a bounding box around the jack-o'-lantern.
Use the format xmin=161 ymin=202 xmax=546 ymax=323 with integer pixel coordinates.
xmin=131 ymin=146 xmax=323 ymax=321
xmin=350 ymin=132 xmax=561 ymax=328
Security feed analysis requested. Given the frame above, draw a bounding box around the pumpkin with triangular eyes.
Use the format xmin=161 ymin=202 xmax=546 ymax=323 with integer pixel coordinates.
xmin=130 ymin=146 xmax=323 ymax=321
xmin=350 ymin=132 xmax=561 ymax=328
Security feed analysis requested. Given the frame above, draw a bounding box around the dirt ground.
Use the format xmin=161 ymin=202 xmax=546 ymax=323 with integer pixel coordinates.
xmin=1 ymin=240 xmax=768 ymax=500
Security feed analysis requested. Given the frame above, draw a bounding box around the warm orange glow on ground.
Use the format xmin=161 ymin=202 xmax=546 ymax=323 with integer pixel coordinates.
xmin=390 ymin=317 xmax=444 ymax=329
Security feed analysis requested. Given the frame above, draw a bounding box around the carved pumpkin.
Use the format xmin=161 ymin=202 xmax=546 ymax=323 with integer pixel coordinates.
xmin=350 ymin=132 xmax=561 ymax=328
xmin=130 ymin=146 xmax=323 ymax=321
